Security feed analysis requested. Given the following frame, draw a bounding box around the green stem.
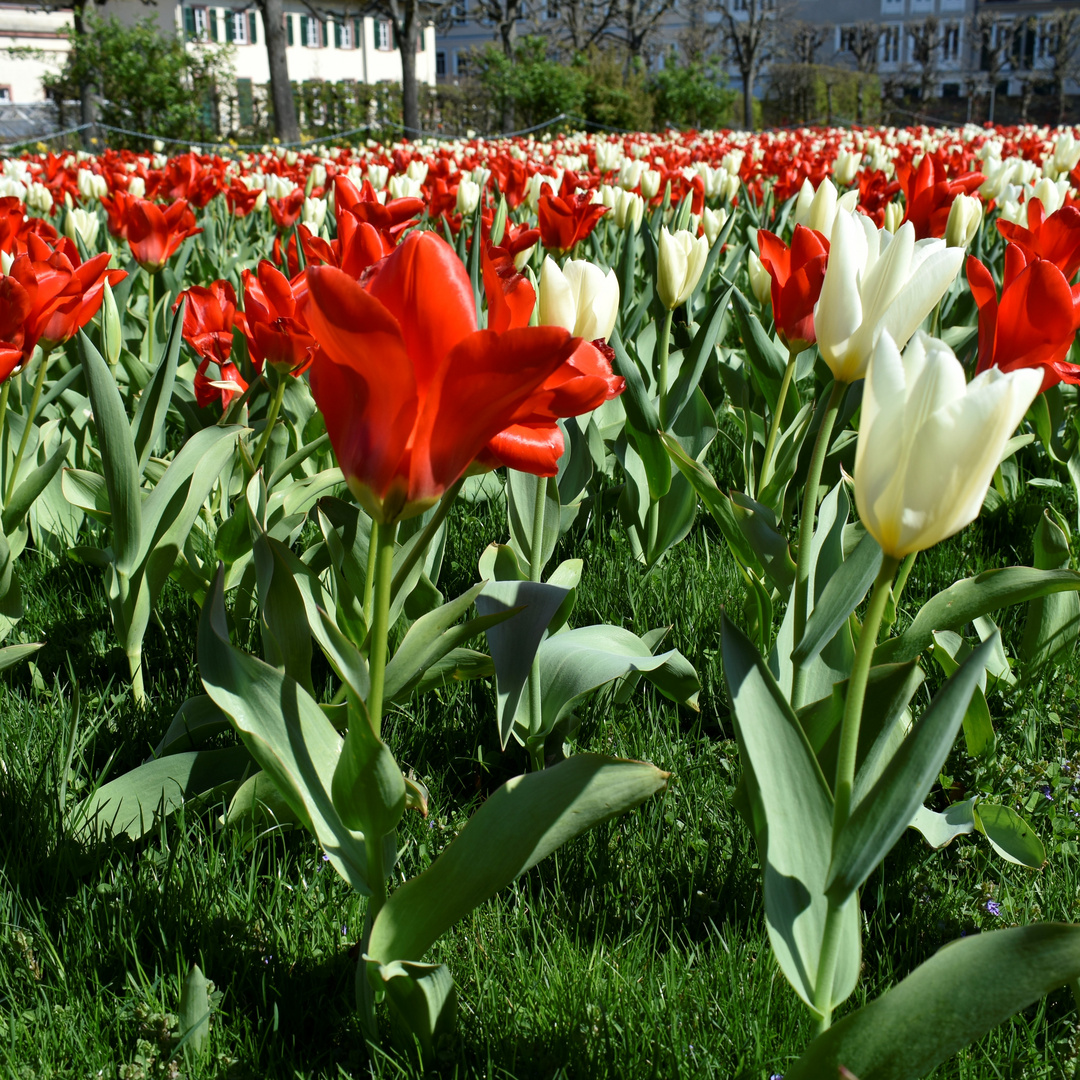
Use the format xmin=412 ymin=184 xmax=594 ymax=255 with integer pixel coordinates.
xmin=366 ymin=519 xmax=398 ymax=742
xmin=657 ymin=307 xmax=674 ymax=430
xmin=127 ymin=648 xmax=146 ymax=708
xmin=146 ymin=270 xmax=155 ymax=368
xmin=362 ymin=525 xmax=378 ymax=629
xmin=526 ymin=473 xmax=548 ymax=762
xmin=812 ymin=554 xmax=898 ymax=1034
xmin=758 ymin=345 xmax=799 ymax=499
xmin=0 ymin=379 xmax=11 ymax=492
xmin=790 ymin=379 xmax=847 ymax=710
xmin=365 ymin=830 xmax=386 ymax=925
xmin=5 ymin=349 xmax=50 ymax=505
xmin=389 ymin=477 xmax=463 ymax=598
xmin=251 ymin=373 xmax=286 ymax=469
xmin=880 ymin=551 xmax=916 ymax=641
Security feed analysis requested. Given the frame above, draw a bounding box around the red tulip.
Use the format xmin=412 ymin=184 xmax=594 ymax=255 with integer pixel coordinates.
xmin=967 ymin=245 xmax=1080 ymax=392
xmin=537 ymin=192 xmax=608 ymax=255
xmin=0 ymin=197 xmax=58 ymax=256
xmin=0 ymin=275 xmax=31 ymax=381
xmin=896 ymin=152 xmax=983 ymax=240
xmin=194 ymin=358 xmax=247 ymax=410
xmin=6 ymin=233 xmax=126 ymax=361
xmin=268 ymin=188 xmax=305 ymax=231
xmin=173 ymin=279 xmax=237 ymax=367
xmin=333 ymin=176 xmax=423 ymax=242
xmin=757 ymin=225 xmax=829 ymax=352
xmin=302 ymin=231 xmax=580 ymax=523
xmin=996 ymin=198 xmax=1080 ymax=282
xmin=124 ymin=197 xmax=202 ymax=273
xmin=240 ymin=260 xmax=316 ymax=374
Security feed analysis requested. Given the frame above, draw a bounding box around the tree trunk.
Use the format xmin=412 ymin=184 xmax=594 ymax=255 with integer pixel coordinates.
xmin=742 ymin=68 xmax=754 ymax=130
xmin=500 ymin=15 xmax=516 ymax=132
xmin=71 ymin=0 xmax=97 ymax=147
xmin=400 ymin=2 xmax=420 ymax=138
xmin=262 ymin=0 xmax=300 ymax=143
xmin=855 ymin=77 xmax=863 ymax=124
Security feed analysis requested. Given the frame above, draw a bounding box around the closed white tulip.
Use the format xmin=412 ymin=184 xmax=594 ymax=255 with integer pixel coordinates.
xmin=792 ymin=177 xmax=859 ymax=240
xmin=854 ymin=331 xmax=1041 ymax=559
xmin=538 ymin=256 xmax=620 ymax=342
xmin=814 ymin=211 xmax=963 ymax=383
xmin=945 ymin=193 xmax=983 ymax=249
xmin=657 ymin=227 xmax=709 ymax=310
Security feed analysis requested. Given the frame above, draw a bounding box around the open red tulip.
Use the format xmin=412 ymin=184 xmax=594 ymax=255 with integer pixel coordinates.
xmin=757 ymin=225 xmax=829 ymax=353
xmin=303 ymin=231 xmax=580 ymax=523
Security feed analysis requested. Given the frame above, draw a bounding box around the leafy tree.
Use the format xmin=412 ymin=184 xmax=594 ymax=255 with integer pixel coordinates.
xmin=43 ymin=14 xmax=234 ymax=144
xmin=650 ymin=53 xmax=736 ymax=128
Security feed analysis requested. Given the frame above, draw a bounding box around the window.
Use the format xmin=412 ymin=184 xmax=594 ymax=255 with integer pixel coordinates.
xmin=302 ymin=15 xmax=323 ymax=47
xmin=0 ymin=86 xmax=10 ymax=102
xmin=880 ymin=0 xmax=902 ymax=13
xmin=909 ymin=0 xmax=933 ymax=13
xmin=455 ymin=50 xmax=469 ymax=76
xmin=880 ymin=23 xmax=901 ymax=63
xmin=184 ymin=6 xmax=212 ymax=39
xmin=375 ymin=18 xmax=392 ymax=49
xmin=941 ymin=21 xmax=960 ymax=63
xmin=452 ymin=0 xmax=467 ymax=25
xmin=335 ymin=18 xmax=354 ymax=48
xmin=436 ymin=49 xmax=446 ymax=75
xmin=545 ymin=0 xmax=557 ymax=17
xmin=225 ymin=10 xmax=248 ymax=43
xmin=731 ymin=0 xmax=748 ymax=11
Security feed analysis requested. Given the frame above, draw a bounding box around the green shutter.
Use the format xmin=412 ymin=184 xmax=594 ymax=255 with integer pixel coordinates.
xmin=225 ymin=10 xmax=235 ymax=42
xmin=249 ymin=10 xmax=257 ymax=42
xmin=419 ymin=27 xmax=425 ymax=50
xmin=354 ymin=17 xmax=361 ymax=47
xmin=319 ymin=18 xmax=326 ymax=46
xmin=286 ymin=13 xmax=293 ymax=45
xmin=184 ymin=6 xmax=196 ymax=37
xmin=209 ymin=8 xmax=219 ymax=40
xmin=237 ymin=77 xmax=253 ymax=126
xmin=390 ymin=21 xmax=396 ymax=49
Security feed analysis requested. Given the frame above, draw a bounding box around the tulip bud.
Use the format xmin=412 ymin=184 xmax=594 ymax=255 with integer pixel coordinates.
xmin=640 ymin=168 xmax=662 ymax=201
xmin=309 ymin=163 xmax=327 ymax=191
xmin=64 ymin=206 xmax=101 ymax=249
xmin=25 ymin=182 xmax=53 ymax=216
xmin=538 ymin=255 xmax=620 ymax=342
xmin=406 ymin=160 xmax=429 ymax=184
xmin=101 ymin=280 xmax=122 ymax=366
xmin=748 ymin=249 xmax=772 ymax=308
xmin=302 ymin=196 xmax=327 ymax=231
xmin=455 ymin=178 xmax=481 ymax=216
xmin=833 ymin=151 xmax=861 ymax=187
xmin=854 ymin=330 xmax=1041 ymax=559
xmin=0 ymin=250 xmax=12 ymax=274
xmin=945 ymin=194 xmax=983 ymax=249
xmin=702 ymin=206 xmax=727 ymax=247
xmin=366 ymin=164 xmax=389 ymax=190
xmin=882 ymin=200 xmax=904 ymax=234
xmin=657 ymin=227 xmax=709 ymax=310
xmin=1031 ymin=176 xmax=1068 ymax=216
xmin=614 ymin=189 xmax=644 ymax=232
xmin=618 ymin=158 xmax=644 ymax=191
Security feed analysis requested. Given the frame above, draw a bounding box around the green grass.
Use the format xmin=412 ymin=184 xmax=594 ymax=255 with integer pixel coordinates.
xmin=3 ymin=462 xmax=1080 ymax=1079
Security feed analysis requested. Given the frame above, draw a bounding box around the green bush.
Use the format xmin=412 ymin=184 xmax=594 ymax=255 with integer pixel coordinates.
xmin=763 ymin=64 xmax=881 ymax=127
xmin=649 ymin=53 xmax=737 ymax=130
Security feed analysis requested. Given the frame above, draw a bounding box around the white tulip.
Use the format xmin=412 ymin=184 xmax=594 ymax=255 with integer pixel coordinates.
xmin=614 ymin=189 xmax=644 ymax=231
xmin=882 ymin=200 xmax=904 ymax=234
xmin=128 ymin=176 xmax=146 ymax=199
xmin=406 ymin=160 xmax=429 ymax=184
xmin=455 ymin=178 xmax=481 ymax=216
xmin=945 ymin=194 xmax=983 ymax=249
xmin=618 ymin=158 xmax=644 ymax=191
xmin=832 ymin=151 xmax=861 ymax=187
xmin=64 ymin=207 xmax=100 ymax=248
xmin=538 ymin=256 xmax=620 ymax=343
xmin=657 ymin=227 xmax=709 ymax=310
xmin=25 ymin=182 xmax=53 ymax=216
xmin=855 ymin=331 xmax=1041 ymax=559
xmin=302 ymin=196 xmax=327 ymax=231
xmin=701 ymin=206 xmax=728 ymax=247
xmin=747 ymin=249 xmax=772 ymax=308
xmin=388 ymin=173 xmax=422 ymax=200
xmin=814 ymin=211 xmax=964 ymax=384
xmin=640 ymin=168 xmax=662 ymax=201
xmin=792 ymin=177 xmax=859 ymax=240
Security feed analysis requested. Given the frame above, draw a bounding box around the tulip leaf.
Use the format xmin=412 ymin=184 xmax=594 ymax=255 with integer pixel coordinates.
xmin=973 ymin=801 xmax=1045 ymax=868
xmin=1021 ymin=508 xmax=1080 ymax=674
xmin=199 ymin=568 xmax=372 ymax=894
xmin=875 ymin=567 xmax=1080 ymax=665
xmin=793 ymin=532 xmax=884 ymax=666
xmin=729 ymin=287 xmax=787 ymax=414
xmin=610 ymin=329 xmax=671 ymax=498
xmin=61 ymin=469 xmax=111 ymax=520
xmin=825 ymin=637 xmax=995 ymax=904
xmin=253 ymin=532 xmax=315 ymax=693
xmin=367 ymin=753 xmax=669 ymax=965
xmin=178 ymin=964 xmax=210 ymax=1060
xmin=529 ymin=623 xmax=700 ymax=743
xmin=786 ymin=924 xmax=1080 ymax=1080
xmin=72 ymin=744 xmax=251 ymax=842
xmin=930 ymin=632 xmax=996 ymax=758
xmin=731 ymin=492 xmax=798 ymax=594
xmin=367 ymin=960 xmax=457 ymax=1056
xmin=909 ymin=795 xmax=978 ymax=850
xmin=666 ymin=282 xmax=732 ymax=429
xmin=155 ymin=695 xmax=232 ymax=755
xmin=476 ymin=580 xmax=569 ymax=748
xmin=383 ymin=581 xmax=512 ymax=705
xmin=225 ymin=770 xmax=301 ymax=836
xmin=3 ymin=437 xmax=70 ymax=537
xmin=507 ymin=471 xmax=561 ymax=579
xmin=79 ymin=331 xmax=142 ymax=577
xmin=721 ymin=614 xmax=860 ymax=1016
xmin=130 ymin=297 xmax=182 ymax=476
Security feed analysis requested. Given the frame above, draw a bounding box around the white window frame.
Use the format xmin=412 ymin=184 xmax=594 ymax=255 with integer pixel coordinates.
xmin=375 ymin=18 xmax=392 ymax=49
xmin=338 ymin=18 xmax=354 ymax=47
xmin=193 ymin=6 xmax=209 ymax=36
xmin=231 ymin=10 xmax=248 ymax=43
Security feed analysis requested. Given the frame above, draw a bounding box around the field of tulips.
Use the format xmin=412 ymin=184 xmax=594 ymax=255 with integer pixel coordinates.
xmin=5 ymin=121 xmax=1080 ymax=1077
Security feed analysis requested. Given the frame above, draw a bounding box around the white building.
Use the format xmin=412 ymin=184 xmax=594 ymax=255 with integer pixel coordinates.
xmin=0 ymin=0 xmax=436 ymax=105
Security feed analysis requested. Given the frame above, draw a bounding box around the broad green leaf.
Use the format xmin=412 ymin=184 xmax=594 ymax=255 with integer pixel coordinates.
xmin=476 ymin=580 xmax=570 ymax=748
xmin=254 ymin=532 xmax=314 ymax=693
xmin=368 ymin=753 xmax=668 ymax=964
xmin=722 ymin=614 xmax=860 ymax=1015
xmin=198 ymin=569 xmax=372 ymax=894
xmin=79 ymin=331 xmax=141 ymax=575
xmin=876 ymin=567 xmax=1080 ymax=665
xmin=506 ymin=471 xmax=560 ymax=579
xmin=930 ymin=631 xmax=995 ymax=758
xmin=60 ymin=469 xmax=111 ymax=519
xmin=1021 ymin=508 xmax=1080 ymax=674
xmin=732 ymin=491 xmax=798 ymax=594
xmin=793 ymin=533 xmax=883 ymax=666
xmin=909 ymin=796 xmax=978 ymax=850
xmin=130 ymin=298 xmax=182 ymax=475
xmin=666 ymin=282 xmax=732 ymax=428
xmin=72 ymin=744 xmax=251 ymax=842
xmin=973 ymin=801 xmax=1045 ymax=868
xmin=3 ymin=437 xmax=69 ymax=535
xmin=0 ymin=642 xmax=42 ymax=672
xmin=826 ymin=638 xmax=995 ymax=903
xmin=332 ymin=704 xmax=406 ymax=838
xmin=383 ymin=581 xmax=511 ymax=704
xmin=225 ymin=770 xmax=301 ymax=835
xmin=367 ymin=960 xmax=456 ymax=1056
xmin=730 ymin=286 xmax=787 ymax=413
xmin=786 ymin=924 xmax=1080 ymax=1080
xmin=155 ymin=695 xmax=232 ymax=754
xmin=178 ymin=964 xmax=210 ymax=1059
xmin=409 ymin=648 xmax=493 ymax=696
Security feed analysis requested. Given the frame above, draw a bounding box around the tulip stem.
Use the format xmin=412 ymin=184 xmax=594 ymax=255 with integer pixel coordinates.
xmin=526 ymin=473 xmax=548 ymax=764
xmin=657 ymin=308 xmax=674 ymax=430
xmin=791 ymin=379 xmax=847 ymax=710
xmin=146 ymin=270 xmax=155 ymax=368
xmin=812 ymin=554 xmax=898 ymax=1035
xmin=0 ymin=380 xmax=11 ymax=482
xmin=366 ymin=519 xmax=398 ymax=742
xmin=5 ymin=349 xmax=50 ymax=506
xmin=759 ymin=345 xmax=800 ymax=499
xmin=366 ymin=830 xmax=386 ymax=925
xmin=251 ymin=374 xmax=286 ymax=469
xmin=389 ymin=477 xmax=464 ymax=599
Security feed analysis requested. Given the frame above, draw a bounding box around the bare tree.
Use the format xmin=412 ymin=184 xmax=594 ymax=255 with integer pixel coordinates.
xmin=542 ymin=0 xmax=620 ymax=55
xmin=1045 ymin=9 xmax=1080 ymax=122
xmin=677 ymin=0 xmax=720 ymax=64
xmin=718 ymin=0 xmax=785 ymax=130
xmin=789 ymin=20 xmax=828 ymax=65
xmin=614 ymin=0 xmax=678 ymax=69
xmin=841 ymin=21 xmax=881 ymax=123
xmin=905 ymin=16 xmax=942 ymax=105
